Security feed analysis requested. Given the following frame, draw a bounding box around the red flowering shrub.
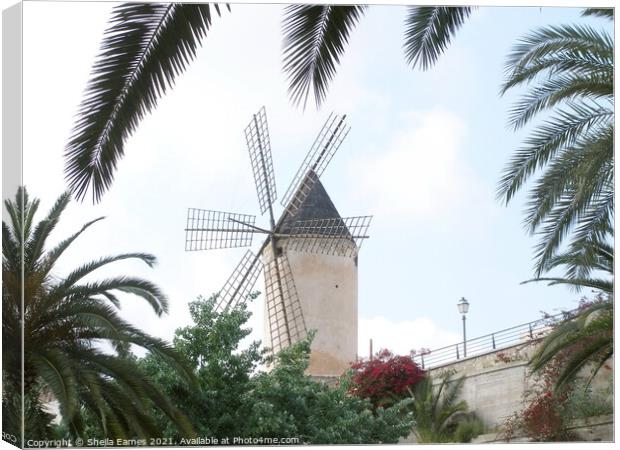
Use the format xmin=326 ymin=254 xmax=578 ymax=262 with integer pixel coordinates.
xmin=520 ymin=391 xmax=568 ymax=441
xmin=347 ymin=349 xmax=425 ymax=409
xmin=501 ymin=345 xmax=574 ymax=441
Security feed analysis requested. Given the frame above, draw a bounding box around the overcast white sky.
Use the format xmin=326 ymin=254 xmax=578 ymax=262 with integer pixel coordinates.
xmin=17 ymin=1 xmax=613 ymax=359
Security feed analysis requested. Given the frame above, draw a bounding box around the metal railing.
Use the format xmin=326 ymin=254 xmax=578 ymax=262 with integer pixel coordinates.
xmin=411 ymin=310 xmax=575 ymax=370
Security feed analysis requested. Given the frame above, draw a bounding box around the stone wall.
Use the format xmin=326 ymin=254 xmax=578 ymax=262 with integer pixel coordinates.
xmin=472 ymin=414 xmax=614 ymax=443
xmin=426 ymin=341 xmax=613 ymax=431
xmin=427 ymin=342 xmax=538 ymax=428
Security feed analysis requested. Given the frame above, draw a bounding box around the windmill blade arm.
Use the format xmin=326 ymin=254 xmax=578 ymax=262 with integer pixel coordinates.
xmin=285 ymin=215 xmax=372 ymax=257
xmin=185 ymin=208 xmax=258 ymax=251
xmin=280 ymin=113 xmax=350 ymax=215
xmin=245 ymin=107 xmax=278 ymax=216
xmin=214 ymin=250 xmax=263 ymax=313
xmin=264 ymin=254 xmax=307 ymax=354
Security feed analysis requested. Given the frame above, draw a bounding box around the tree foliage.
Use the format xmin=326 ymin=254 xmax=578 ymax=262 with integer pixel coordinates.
xmin=529 ymin=296 xmax=613 ymax=392
xmin=407 ymin=370 xmax=469 ymax=443
xmin=522 ymin=238 xmax=613 ymax=294
xmin=65 ymin=3 xmax=228 ymax=202
xmin=498 ymin=11 xmax=614 ymax=275
xmin=2 ymin=187 xmax=195 ymax=443
xmin=139 ymin=294 xmax=414 ymax=444
xmin=66 ymin=4 xmax=474 ymax=202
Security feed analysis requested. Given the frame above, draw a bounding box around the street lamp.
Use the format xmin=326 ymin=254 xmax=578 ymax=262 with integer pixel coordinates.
xmin=457 ymin=297 xmax=470 ymax=357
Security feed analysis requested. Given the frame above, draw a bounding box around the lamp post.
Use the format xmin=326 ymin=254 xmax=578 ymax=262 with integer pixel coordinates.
xmin=457 ymin=297 xmax=470 ymax=357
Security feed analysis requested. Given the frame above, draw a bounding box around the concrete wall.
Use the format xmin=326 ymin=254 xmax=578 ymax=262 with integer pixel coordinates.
xmin=472 ymin=414 xmax=614 ymax=443
xmin=427 ymin=342 xmax=613 ymax=430
xmin=427 ymin=343 xmax=537 ymax=428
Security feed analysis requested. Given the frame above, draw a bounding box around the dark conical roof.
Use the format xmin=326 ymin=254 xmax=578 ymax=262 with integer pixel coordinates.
xmin=278 ymin=171 xmax=345 ymax=234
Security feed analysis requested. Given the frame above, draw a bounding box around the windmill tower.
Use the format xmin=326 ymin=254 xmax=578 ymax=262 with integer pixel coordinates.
xmin=185 ymin=107 xmax=372 ymax=376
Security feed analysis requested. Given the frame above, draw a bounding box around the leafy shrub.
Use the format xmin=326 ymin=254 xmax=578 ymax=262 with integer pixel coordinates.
xmin=501 ymin=346 xmax=576 ymax=441
xmin=347 ymin=349 xmax=425 ymax=408
xmin=408 ymin=370 xmax=468 ymax=443
xmin=138 ymin=295 xmax=415 ymax=444
xmin=453 ymin=417 xmax=485 ymax=443
xmin=565 ymin=382 xmax=613 ymax=420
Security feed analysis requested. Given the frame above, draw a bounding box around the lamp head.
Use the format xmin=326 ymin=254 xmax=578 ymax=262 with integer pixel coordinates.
xmin=457 ymin=297 xmax=470 ymax=315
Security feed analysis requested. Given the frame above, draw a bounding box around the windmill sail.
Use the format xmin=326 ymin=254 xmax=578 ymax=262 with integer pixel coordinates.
xmin=279 ymin=173 xmax=372 ymax=258
xmin=285 ymin=215 xmax=372 ymax=257
xmin=185 ymin=208 xmax=258 ymax=251
xmin=280 ymin=113 xmax=349 ymax=216
xmin=214 ymin=250 xmax=263 ymax=313
xmin=245 ymin=106 xmax=277 ymax=215
xmin=264 ymin=254 xmax=307 ymax=353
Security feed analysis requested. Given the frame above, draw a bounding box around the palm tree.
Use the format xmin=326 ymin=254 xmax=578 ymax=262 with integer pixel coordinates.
xmin=2 ymin=187 xmax=196 ymax=441
xmin=65 ymin=4 xmax=473 ymax=202
xmin=521 ymin=237 xmax=613 ymax=294
xmin=529 ymin=298 xmax=612 ymax=392
xmin=408 ymin=370 xmax=468 ymax=443
xmin=523 ymin=238 xmax=613 ymax=391
xmin=497 ymin=11 xmax=614 ymax=275
xmin=281 ymin=5 xmax=474 ymax=108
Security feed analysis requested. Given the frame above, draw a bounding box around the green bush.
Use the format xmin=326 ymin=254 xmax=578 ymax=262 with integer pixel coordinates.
xmin=565 ymin=382 xmax=613 ymax=420
xmin=453 ymin=417 xmax=485 ymax=443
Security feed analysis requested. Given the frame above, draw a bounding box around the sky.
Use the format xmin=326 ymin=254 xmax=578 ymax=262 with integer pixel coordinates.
xmin=19 ymin=1 xmax=614 ymax=359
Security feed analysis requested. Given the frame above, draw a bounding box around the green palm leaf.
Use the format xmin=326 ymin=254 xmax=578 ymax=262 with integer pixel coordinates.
xmin=403 ymin=6 xmax=474 ymax=70
xmin=582 ymin=8 xmax=614 ymax=19
xmin=62 ymin=276 xmax=168 ymax=316
xmin=529 ymin=300 xmax=612 ymax=391
xmin=24 ymin=192 xmax=71 ymax=270
xmin=3 ymin=187 xmax=196 ymax=438
xmin=282 ymin=5 xmax=367 ymax=109
xmin=498 ymin=101 xmax=612 ymax=205
xmin=521 ymin=276 xmax=612 ymax=293
xmin=59 ymin=253 xmax=157 ymax=291
xmin=503 ymin=24 xmax=613 ymax=76
xmin=65 ymin=3 xmax=228 ymax=203
xmin=30 ymin=349 xmax=79 ymax=421
xmin=409 ymin=371 xmax=468 ymax=443
xmin=507 ymin=73 xmax=612 ymax=130
xmin=39 ymin=217 xmax=105 ymax=278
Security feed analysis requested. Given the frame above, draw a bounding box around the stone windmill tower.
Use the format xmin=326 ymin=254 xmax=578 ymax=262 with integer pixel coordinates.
xmin=185 ymin=107 xmax=372 ymax=376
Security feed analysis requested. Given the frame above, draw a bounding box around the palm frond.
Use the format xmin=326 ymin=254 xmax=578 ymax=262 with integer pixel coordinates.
xmin=39 ymin=217 xmax=105 ymax=278
xmin=525 ymin=124 xmax=612 ymax=227
xmin=582 ymin=8 xmax=614 ymax=19
xmin=4 ymin=186 xmax=33 ymax=245
xmin=3 ymin=187 xmax=193 ymax=438
xmin=403 ymin=6 xmax=474 ymax=70
xmin=521 ymin=276 xmax=612 ymax=293
xmin=2 ymin=222 xmax=20 ymax=271
xmin=553 ymin=334 xmax=612 ymax=390
xmin=507 ymin=73 xmax=612 ymax=130
xmin=409 ymin=371 xmax=467 ymax=443
xmin=24 ymin=192 xmax=71 ymax=270
xmin=282 ymin=5 xmax=367 ymax=109
xmin=65 ymin=3 xmax=228 ymax=203
xmin=538 ymin=236 xmax=613 ymax=281
xmin=58 ymin=276 xmax=168 ymax=316
xmin=529 ymin=301 xmax=612 ymax=391
xmin=503 ymin=24 xmax=613 ymax=79
xmin=568 ymin=187 xmax=614 ymax=254
xmin=532 ymin=185 xmax=613 ymax=275
xmin=57 ymin=253 xmax=157 ymax=292
xmin=497 ymin=101 xmax=612 ymax=205
xmin=30 ymin=349 xmax=79 ymax=421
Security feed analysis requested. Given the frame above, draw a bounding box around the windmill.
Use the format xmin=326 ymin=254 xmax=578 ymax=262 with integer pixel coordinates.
xmin=185 ymin=107 xmax=372 ymax=374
